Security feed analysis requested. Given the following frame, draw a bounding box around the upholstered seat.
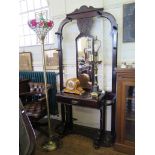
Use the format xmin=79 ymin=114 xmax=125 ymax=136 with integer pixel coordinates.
xmin=20 ymin=82 xmax=51 ymax=123
xmin=24 ymin=102 xmax=47 ymax=120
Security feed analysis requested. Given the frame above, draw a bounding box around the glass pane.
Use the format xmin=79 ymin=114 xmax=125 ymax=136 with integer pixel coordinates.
xmin=23 ymin=25 xmax=30 ymax=35
xmin=31 ymin=35 xmax=37 ymax=45
xmin=29 ymin=27 xmax=35 ymax=35
xmin=19 ymin=2 xmax=23 ymax=13
xmin=125 ymin=86 xmax=135 ymax=142
xmin=36 ymin=36 xmax=41 ymax=44
xmin=21 ymin=14 xmax=28 ymax=24
xmin=28 ymin=12 xmax=35 ymax=20
xmin=24 ymin=35 xmax=31 ymax=46
xmin=19 ymin=36 xmax=25 ymax=46
xmin=41 ymin=0 xmax=48 ymax=7
xmin=20 ymin=0 xmax=27 ymax=12
xmin=49 ymin=30 xmax=54 ymax=44
xmin=34 ymin=0 xmax=41 ymax=9
xmin=27 ymin=0 xmax=34 ymax=11
xmin=19 ymin=26 xmax=24 ymax=36
xmin=44 ymin=35 xmax=48 ymax=44
xmin=19 ymin=15 xmax=23 ymax=25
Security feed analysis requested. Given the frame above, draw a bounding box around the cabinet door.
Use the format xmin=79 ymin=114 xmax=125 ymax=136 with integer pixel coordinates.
xmin=122 ymin=80 xmax=135 ymax=146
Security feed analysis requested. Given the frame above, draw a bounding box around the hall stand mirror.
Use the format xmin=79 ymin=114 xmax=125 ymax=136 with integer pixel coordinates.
xmin=55 ymin=5 xmax=118 ymax=148
xmin=76 ymin=36 xmax=94 ymax=83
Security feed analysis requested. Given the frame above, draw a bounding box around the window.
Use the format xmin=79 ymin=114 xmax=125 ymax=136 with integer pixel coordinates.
xmin=19 ymin=0 xmax=52 ymax=47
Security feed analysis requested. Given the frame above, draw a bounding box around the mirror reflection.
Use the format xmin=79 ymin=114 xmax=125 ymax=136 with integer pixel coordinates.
xmin=77 ymin=37 xmax=93 ymax=82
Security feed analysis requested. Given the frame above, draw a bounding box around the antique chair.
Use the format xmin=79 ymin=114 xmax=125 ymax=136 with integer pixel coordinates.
xmin=19 ymin=82 xmax=52 ymax=134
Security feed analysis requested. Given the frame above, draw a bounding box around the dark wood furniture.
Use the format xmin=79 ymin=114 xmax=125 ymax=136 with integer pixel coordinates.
xmin=20 ymin=82 xmax=52 ymax=136
xmin=56 ymin=92 xmax=116 ymax=148
xmin=55 ymin=5 xmax=118 ymax=148
xmin=19 ymin=71 xmax=58 ymax=115
xmin=19 ymin=79 xmax=30 ymax=95
xmin=55 ymin=5 xmax=118 ymax=93
xmin=115 ymin=68 xmax=135 ymax=155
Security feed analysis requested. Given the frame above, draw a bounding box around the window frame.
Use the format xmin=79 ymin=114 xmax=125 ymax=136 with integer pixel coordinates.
xmin=19 ymin=0 xmax=51 ymax=47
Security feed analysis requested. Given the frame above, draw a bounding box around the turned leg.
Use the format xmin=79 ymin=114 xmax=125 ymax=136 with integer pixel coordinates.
xmin=65 ymin=104 xmax=73 ymax=132
xmin=111 ymin=99 xmax=116 ymax=142
xmin=101 ymin=103 xmax=106 ymax=132
xmin=93 ymin=102 xmax=105 ymax=149
xmin=55 ymin=103 xmax=66 ymax=136
xmin=61 ymin=104 xmax=65 ymax=123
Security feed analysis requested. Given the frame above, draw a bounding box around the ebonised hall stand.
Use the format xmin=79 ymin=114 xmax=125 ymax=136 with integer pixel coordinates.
xmin=54 ymin=6 xmax=118 ymax=148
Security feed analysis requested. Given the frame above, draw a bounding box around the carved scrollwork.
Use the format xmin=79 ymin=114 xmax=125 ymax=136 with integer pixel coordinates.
xmin=73 ymin=5 xmax=96 ymax=14
xmin=77 ymin=18 xmax=93 ymax=35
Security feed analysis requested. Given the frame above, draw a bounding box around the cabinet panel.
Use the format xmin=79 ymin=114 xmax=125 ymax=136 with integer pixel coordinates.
xmin=122 ymin=81 xmax=135 ymax=145
xmin=124 ymin=85 xmax=135 ymax=142
xmin=115 ymin=69 xmax=135 ymax=155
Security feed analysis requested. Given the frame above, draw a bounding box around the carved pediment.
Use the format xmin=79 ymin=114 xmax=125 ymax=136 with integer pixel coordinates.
xmin=66 ymin=5 xmax=104 ymax=35
xmin=73 ymin=5 xmax=96 ymax=14
xmin=77 ymin=18 xmax=93 ymax=35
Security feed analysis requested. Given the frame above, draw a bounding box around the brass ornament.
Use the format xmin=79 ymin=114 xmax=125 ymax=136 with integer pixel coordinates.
xmin=64 ymin=78 xmax=85 ymax=95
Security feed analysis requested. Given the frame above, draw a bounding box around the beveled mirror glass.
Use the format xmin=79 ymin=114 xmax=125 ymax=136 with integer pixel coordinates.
xmin=76 ymin=36 xmax=93 ymax=81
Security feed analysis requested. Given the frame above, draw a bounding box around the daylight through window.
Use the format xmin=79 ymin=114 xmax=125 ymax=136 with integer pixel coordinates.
xmin=19 ymin=0 xmax=52 ymax=47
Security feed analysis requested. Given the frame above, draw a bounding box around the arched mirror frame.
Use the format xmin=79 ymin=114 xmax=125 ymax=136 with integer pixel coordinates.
xmin=55 ymin=5 xmax=118 ymax=94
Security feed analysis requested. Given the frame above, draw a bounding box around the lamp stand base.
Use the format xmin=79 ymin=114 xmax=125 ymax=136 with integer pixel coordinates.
xmin=42 ymin=140 xmax=57 ymax=151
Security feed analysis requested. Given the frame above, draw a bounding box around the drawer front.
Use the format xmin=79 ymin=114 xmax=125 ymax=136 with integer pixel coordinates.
xmin=56 ymin=96 xmax=99 ymax=108
xmin=79 ymin=100 xmax=99 ymax=108
xmin=56 ymin=96 xmax=70 ymax=103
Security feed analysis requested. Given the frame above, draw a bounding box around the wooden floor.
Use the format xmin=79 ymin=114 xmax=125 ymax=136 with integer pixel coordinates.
xmin=35 ymin=133 xmax=127 ymax=155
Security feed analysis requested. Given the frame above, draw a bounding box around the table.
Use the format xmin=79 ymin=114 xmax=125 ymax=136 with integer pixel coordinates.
xmin=56 ymin=91 xmax=116 ymax=148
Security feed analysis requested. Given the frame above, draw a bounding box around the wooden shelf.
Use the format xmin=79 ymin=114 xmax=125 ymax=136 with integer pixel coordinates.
xmin=126 ymin=112 xmax=135 ymax=121
xmin=126 ymin=117 xmax=135 ymax=121
xmin=126 ymin=97 xmax=135 ymax=100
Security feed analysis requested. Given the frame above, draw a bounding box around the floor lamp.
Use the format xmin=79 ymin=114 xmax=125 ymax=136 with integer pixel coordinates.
xmin=28 ymin=13 xmax=57 ymax=151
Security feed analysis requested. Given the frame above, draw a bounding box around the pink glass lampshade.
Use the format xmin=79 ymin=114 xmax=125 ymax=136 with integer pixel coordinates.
xmin=28 ymin=13 xmax=54 ymax=41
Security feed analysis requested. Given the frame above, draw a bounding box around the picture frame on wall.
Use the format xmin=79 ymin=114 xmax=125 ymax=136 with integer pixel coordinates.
xmin=123 ymin=3 xmax=135 ymax=42
xmin=45 ymin=49 xmax=59 ymax=70
xmin=19 ymin=52 xmax=33 ymax=71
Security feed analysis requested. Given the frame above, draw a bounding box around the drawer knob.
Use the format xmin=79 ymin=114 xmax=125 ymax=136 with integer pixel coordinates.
xmin=71 ymin=100 xmax=78 ymax=105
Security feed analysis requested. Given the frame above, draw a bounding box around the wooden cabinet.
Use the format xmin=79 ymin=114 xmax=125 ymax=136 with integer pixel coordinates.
xmin=19 ymin=79 xmax=30 ymax=94
xmin=115 ymin=69 xmax=135 ymax=155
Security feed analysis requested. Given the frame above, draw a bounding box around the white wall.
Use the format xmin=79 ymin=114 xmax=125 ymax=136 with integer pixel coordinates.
xmin=19 ymin=0 xmax=135 ymax=130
